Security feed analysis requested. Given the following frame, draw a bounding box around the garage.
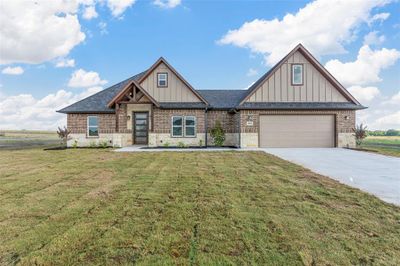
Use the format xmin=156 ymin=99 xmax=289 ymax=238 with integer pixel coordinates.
xmin=259 ymin=115 xmax=335 ymax=148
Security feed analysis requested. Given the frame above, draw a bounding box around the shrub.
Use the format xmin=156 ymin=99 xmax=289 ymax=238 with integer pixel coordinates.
xmin=163 ymin=142 xmax=170 ymax=147
xmin=385 ymin=129 xmax=400 ymax=136
xmin=57 ymin=126 xmax=71 ymax=146
xmin=99 ymin=140 xmax=108 ymax=148
xmin=89 ymin=141 xmax=97 ymax=148
xmin=199 ymin=139 xmax=203 ymax=147
xmin=210 ymin=120 xmax=225 ymax=147
xmin=177 ymin=142 xmax=186 ymax=148
xmin=72 ymin=140 xmax=78 ymax=149
xmin=353 ymin=123 xmax=367 ymax=146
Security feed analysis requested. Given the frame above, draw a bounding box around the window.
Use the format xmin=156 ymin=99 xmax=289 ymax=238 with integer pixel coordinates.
xmin=157 ymin=73 xmax=168 ymax=87
xmin=292 ymin=64 xmax=303 ymax=85
xmin=171 ymin=116 xmax=197 ymax=137
xmin=87 ymin=116 xmax=99 ymax=137
xmin=172 ymin=116 xmax=183 ymax=137
xmin=184 ymin=116 xmax=196 ymax=137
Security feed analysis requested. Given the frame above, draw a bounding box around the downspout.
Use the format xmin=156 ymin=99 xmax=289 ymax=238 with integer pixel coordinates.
xmin=204 ymin=106 xmax=208 ymax=147
xmin=238 ymin=110 xmax=241 ymax=148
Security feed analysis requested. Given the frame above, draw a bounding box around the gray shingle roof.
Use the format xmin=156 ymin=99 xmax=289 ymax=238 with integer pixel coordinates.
xmin=197 ymin=90 xmax=248 ymax=109
xmin=57 ymin=71 xmax=147 ymax=114
xmin=58 ymin=70 xmax=364 ymax=113
xmin=239 ymin=102 xmax=366 ymax=110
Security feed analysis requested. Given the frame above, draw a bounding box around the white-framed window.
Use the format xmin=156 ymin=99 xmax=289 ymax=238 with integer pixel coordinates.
xmin=172 ymin=116 xmax=183 ymax=137
xmin=292 ymin=64 xmax=303 ymax=85
xmin=184 ymin=116 xmax=196 ymax=137
xmin=171 ymin=116 xmax=197 ymax=137
xmin=157 ymin=73 xmax=168 ymax=87
xmin=87 ymin=116 xmax=99 ymax=137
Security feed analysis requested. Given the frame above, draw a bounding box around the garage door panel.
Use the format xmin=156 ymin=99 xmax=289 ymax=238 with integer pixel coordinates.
xmin=259 ymin=115 xmax=334 ymax=148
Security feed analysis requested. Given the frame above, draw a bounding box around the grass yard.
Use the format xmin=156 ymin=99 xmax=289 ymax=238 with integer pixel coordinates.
xmin=0 ymin=149 xmax=399 ymax=265
xmin=0 ymin=130 xmax=59 ymax=150
xmin=357 ymin=136 xmax=400 ymax=157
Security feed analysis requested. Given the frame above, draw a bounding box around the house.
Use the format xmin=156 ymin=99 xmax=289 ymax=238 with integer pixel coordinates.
xmin=58 ymin=44 xmax=365 ymax=148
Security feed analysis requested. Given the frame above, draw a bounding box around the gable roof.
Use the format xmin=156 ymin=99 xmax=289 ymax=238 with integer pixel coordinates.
xmin=107 ymin=79 xmax=160 ymax=108
xmin=197 ymin=90 xmax=248 ymax=109
xmin=57 ymin=71 xmax=147 ymax=114
xmin=239 ymin=44 xmax=361 ymax=105
xmin=138 ymin=57 xmax=209 ymax=105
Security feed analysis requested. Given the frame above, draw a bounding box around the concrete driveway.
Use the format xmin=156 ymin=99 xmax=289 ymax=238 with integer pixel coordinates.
xmin=263 ymin=148 xmax=400 ymax=206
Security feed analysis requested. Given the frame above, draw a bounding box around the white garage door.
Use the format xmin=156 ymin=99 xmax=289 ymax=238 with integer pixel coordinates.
xmin=259 ymin=115 xmax=335 ymax=148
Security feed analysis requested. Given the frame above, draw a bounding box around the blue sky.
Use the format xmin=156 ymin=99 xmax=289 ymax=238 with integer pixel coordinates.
xmin=0 ymin=0 xmax=399 ymax=130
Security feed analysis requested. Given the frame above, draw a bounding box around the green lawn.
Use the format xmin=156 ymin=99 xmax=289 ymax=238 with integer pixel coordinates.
xmin=357 ymin=136 xmax=400 ymax=157
xmin=0 ymin=149 xmax=399 ymax=265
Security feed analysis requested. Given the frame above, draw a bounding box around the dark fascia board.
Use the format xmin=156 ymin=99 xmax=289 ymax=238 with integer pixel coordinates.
xmin=137 ymin=57 xmax=209 ymax=105
xmin=56 ymin=110 xmax=115 ymax=114
xmin=239 ymin=43 xmax=361 ymax=106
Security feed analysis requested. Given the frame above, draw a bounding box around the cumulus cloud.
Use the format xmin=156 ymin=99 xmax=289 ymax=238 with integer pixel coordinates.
xmin=55 ymin=58 xmax=76 ymax=68
xmin=348 ymin=86 xmax=380 ymax=103
xmin=363 ymin=31 xmax=385 ymax=45
xmin=371 ymin=111 xmax=400 ymax=129
xmin=325 ymin=45 xmax=400 ymax=87
xmin=2 ymin=66 xmax=24 ymax=75
xmin=0 ymin=0 xmax=86 ymax=65
xmin=384 ymin=90 xmax=400 ymax=104
xmin=98 ymin=22 xmax=108 ymax=35
xmin=153 ymin=0 xmax=182 ymax=9
xmin=68 ymin=69 xmax=108 ymax=88
xmin=107 ymin=0 xmax=136 ymax=17
xmin=218 ymin=0 xmax=391 ymax=65
xmin=0 ymin=87 xmax=103 ymax=130
xmin=83 ymin=5 xmax=98 ymax=20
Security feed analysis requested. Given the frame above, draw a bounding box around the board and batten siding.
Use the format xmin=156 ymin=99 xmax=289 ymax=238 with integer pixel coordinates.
xmin=246 ymin=51 xmax=348 ymax=103
xmin=139 ymin=62 xmax=201 ymax=102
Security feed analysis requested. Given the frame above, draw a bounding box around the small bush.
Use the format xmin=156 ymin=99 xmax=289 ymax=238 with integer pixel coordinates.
xmin=210 ymin=120 xmax=225 ymax=147
xmin=99 ymin=140 xmax=108 ymax=148
xmin=163 ymin=142 xmax=170 ymax=147
xmin=89 ymin=141 xmax=97 ymax=148
xmin=57 ymin=126 xmax=71 ymax=146
xmin=177 ymin=142 xmax=186 ymax=148
xmin=72 ymin=140 xmax=78 ymax=149
xmin=353 ymin=123 xmax=367 ymax=146
xmin=199 ymin=139 xmax=203 ymax=147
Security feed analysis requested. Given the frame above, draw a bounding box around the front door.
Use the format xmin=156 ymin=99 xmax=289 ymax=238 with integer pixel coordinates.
xmin=134 ymin=112 xmax=149 ymax=144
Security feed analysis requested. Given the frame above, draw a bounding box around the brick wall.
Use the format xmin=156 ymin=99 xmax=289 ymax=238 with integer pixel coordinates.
xmin=206 ymin=110 xmax=238 ymax=133
xmin=116 ymin=104 xmax=130 ymax=133
xmin=67 ymin=113 xmax=116 ymax=134
xmin=153 ymin=108 xmax=206 ymax=134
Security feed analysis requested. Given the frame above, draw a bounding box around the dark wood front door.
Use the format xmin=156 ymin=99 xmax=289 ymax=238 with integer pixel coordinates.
xmin=134 ymin=112 xmax=149 ymax=144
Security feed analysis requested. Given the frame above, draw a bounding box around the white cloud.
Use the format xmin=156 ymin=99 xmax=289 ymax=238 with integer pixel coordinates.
xmin=325 ymin=45 xmax=400 ymax=87
xmin=218 ymin=0 xmax=391 ymax=66
xmin=98 ymin=22 xmax=108 ymax=35
xmin=368 ymin=12 xmax=390 ymax=25
xmin=0 ymin=0 xmax=86 ymax=65
xmin=372 ymin=111 xmax=400 ymax=129
xmin=153 ymin=0 xmax=182 ymax=9
xmin=348 ymin=86 xmax=380 ymax=103
xmin=363 ymin=31 xmax=385 ymax=45
xmin=246 ymin=68 xmax=258 ymax=77
xmin=68 ymin=69 xmax=108 ymax=88
xmin=107 ymin=0 xmax=136 ymax=17
xmin=384 ymin=90 xmax=400 ymax=104
xmin=0 ymin=87 xmax=103 ymax=130
xmin=83 ymin=5 xmax=98 ymax=20
xmin=55 ymin=58 xmax=76 ymax=68
xmin=2 ymin=66 xmax=24 ymax=75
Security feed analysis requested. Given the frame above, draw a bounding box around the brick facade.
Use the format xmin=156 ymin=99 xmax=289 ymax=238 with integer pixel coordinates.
xmin=152 ymin=108 xmax=206 ymax=134
xmin=67 ymin=113 xmax=116 ymax=134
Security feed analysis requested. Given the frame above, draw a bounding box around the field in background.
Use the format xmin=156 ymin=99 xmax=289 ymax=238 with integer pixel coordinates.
xmin=358 ymin=136 xmax=400 ymax=157
xmin=0 ymin=149 xmax=399 ymax=265
xmin=0 ymin=130 xmax=59 ymax=150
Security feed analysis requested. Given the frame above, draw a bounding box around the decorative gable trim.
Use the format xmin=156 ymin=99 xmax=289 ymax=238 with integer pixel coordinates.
xmin=138 ymin=57 xmax=209 ymax=105
xmin=239 ymin=44 xmax=361 ymax=105
xmin=107 ymin=80 xmax=160 ymax=108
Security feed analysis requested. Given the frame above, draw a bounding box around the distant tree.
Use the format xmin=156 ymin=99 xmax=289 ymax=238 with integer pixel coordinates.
xmin=57 ymin=126 xmax=71 ymax=146
xmin=385 ymin=129 xmax=400 ymax=136
xmin=353 ymin=124 xmax=368 ymax=146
